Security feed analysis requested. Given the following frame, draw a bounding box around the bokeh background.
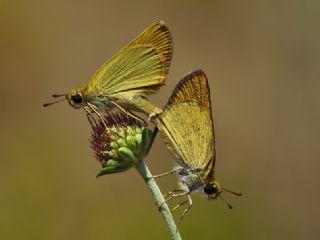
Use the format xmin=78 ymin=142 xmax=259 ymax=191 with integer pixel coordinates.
xmin=1 ymin=1 xmax=319 ymax=239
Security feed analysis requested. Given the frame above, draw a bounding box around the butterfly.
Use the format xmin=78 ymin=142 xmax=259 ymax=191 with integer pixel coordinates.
xmin=155 ymin=69 xmax=241 ymax=225
xmin=43 ymin=21 xmax=173 ymax=121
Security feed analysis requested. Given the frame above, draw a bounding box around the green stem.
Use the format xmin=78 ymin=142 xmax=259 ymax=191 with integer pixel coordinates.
xmin=135 ymin=160 xmax=182 ymax=240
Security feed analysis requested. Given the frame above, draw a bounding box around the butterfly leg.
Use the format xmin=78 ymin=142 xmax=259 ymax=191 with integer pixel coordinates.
xmin=148 ymin=168 xmax=182 ymax=179
xmin=85 ymin=106 xmax=99 ymax=126
xmin=171 ymin=198 xmax=189 ymax=212
xmin=86 ymin=103 xmax=107 ymax=128
xmin=86 ymin=110 xmax=99 ymax=129
xmin=84 ymin=106 xmax=92 ymax=115
xmin=110 ymin=100 xmax=144 ymax=123
xmin=175 ymin=194 xmax=193 ymax=232
xmin=158 ymin=190 xmax=188 ymax=211
xmin=163 ymin=189 xmax=186 ymax=198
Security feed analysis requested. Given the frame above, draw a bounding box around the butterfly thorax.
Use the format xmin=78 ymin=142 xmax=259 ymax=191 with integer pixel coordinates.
xmin=178 ymin=167 xmax=204 ymax=193
xmin=66 ymin=86 xmax=115 ymax=111
xmin=90 ymin=91 xmax=162 ymax=117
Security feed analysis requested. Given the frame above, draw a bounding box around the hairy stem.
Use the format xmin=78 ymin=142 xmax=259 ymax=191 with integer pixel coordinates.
xmin=136 ymin=160 xmax=182 ymax=240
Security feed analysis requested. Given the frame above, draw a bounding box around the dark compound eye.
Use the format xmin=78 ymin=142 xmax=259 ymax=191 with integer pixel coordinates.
xmin=204 ymin=184 xmax=217 ymax=195
xmin=71 ymin=93 xmax=83 ymax=104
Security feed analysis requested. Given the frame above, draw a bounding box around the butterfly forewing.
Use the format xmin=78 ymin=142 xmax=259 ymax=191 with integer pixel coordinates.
xmin=158 ymin=70 xmax=215 ymax=178
xmin=87 ymin=21 xmax=173 ymax=96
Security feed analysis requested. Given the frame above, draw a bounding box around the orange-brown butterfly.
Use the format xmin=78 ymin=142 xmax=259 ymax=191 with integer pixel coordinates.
xmin=44 ymin=21 xmax=173 ymax=121
xmin=155 ymin=69 xmax=241 ymax=226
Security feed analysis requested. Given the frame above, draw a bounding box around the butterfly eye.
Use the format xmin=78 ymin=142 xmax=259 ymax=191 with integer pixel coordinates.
xmin=71 ymin=93 xmax=83 ymax=104
xmin=204 ymin=184 xmax=217 ymax=195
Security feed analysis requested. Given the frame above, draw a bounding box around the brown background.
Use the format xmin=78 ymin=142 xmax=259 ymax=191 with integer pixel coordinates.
xmin=1 ymin=1 xmax=319 ymax=239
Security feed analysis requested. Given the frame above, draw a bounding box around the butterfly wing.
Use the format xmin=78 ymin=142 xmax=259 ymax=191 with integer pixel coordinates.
xmin=157 ymin=70 xmax=215 ymax=179
xmin=87 ymin=21 xmax=173 ymax=96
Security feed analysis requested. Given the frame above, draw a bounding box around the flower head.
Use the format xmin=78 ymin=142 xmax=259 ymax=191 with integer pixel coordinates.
xmin=89 ymin=112 xmax=154 ymax=177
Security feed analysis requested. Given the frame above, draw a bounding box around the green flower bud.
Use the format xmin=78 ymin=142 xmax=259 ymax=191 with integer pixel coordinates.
xmin=134 ymin=133 xmax=142 ymax=145
xmin=106 ymin=159 xmax=118 ymax=167
xmin=116 ymin=138 xmax=128 ymax=148
xmin=116 ymin=128 xmax=126 ymax=138
xmin=110 ymin=141 xmax=119 ymax=149
xmin=126 ymin=126 xmax=135 ymax=135
xmin=109 ymin=149 xmax=119 ymax=160
xmin=134 ymin=133 xmax=142 ymax=155
xmin=117 ymin=147 xmax=138 ymax=163
xmin=135 ymin=127 xmax=142 ymax=134
xmin=89 ymin=112 xmax=157 ymax=177
xmin=126 ymin=135 xmax=137 ymax=151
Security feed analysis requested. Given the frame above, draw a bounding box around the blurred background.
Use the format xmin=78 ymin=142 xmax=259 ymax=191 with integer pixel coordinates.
xmin=1 ymin=0 xmax=319 ymax=239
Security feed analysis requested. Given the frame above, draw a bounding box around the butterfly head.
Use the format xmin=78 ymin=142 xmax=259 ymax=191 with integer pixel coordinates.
xmin=203 ymin=181 xmax=222 ymax=200
xmin=67 ymin=88 xmax=86 ymax=109
xmin=204 ymin=180 xmax=242 ymax=209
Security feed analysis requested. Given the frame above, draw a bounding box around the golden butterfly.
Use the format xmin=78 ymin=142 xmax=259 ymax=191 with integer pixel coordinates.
xmin=43 ymin=21 xmax=173 ymax=121
xmin=154 ymin=69 xmax=241 ymax=226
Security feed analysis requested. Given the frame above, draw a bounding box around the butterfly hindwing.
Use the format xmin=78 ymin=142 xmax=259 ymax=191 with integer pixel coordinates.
xmin=158 ymin=70 xmax=215 ymax=178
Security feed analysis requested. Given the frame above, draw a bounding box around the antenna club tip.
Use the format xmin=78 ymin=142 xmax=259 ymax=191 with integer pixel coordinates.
xmin=42 ymin=95 xmax=66 ymax=107
xmin=52 ymin=94 xmax=67 ymax=98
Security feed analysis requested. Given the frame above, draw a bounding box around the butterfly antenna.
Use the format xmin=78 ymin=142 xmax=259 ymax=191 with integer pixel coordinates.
xmin=52 ymin=94 xmax=67 ymax=98
xmin=218 ymin=195 xmax=233 ymax=209
xmin=221 ymin=187 xmax=242 ymax=196
xmin=43 ymin=94 xmax=67 ymax=107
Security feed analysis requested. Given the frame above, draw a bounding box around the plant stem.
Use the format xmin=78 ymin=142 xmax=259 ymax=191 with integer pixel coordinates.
xmin=135 ymin=160 xmax=182 ymax=240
